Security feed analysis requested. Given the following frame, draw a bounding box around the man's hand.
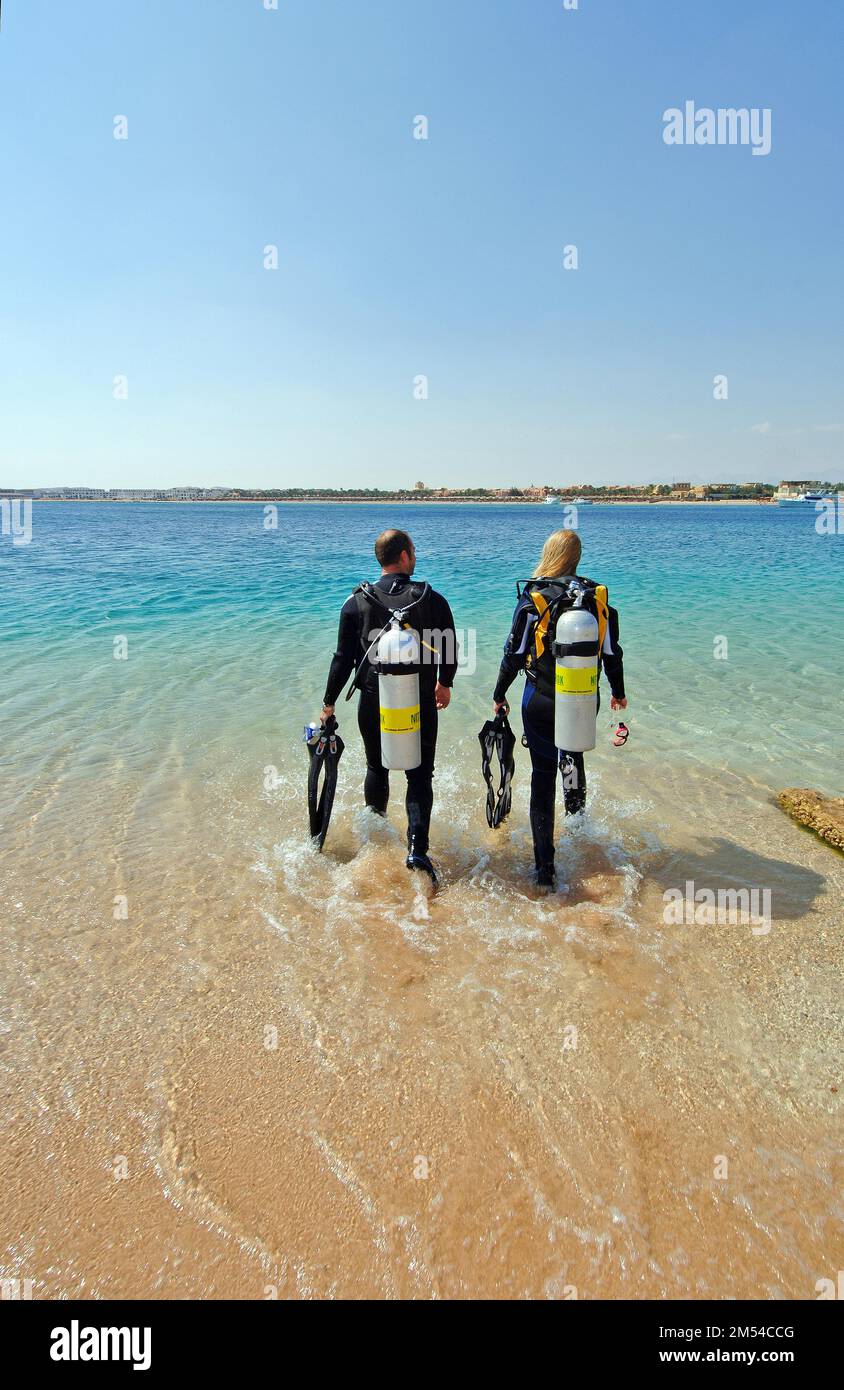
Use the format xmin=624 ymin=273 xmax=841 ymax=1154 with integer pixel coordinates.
xmin=611 ymin=697 xmax=627 ymax=711
xmin=321 ymin=704 xmax=335 ymax=723
xmin=494 ymin=700 xmax=509 ymax=715
xmin=435 ymin=683 xmax=451 ymax=710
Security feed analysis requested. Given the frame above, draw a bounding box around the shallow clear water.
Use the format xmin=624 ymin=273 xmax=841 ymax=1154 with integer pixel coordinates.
xmin=3 ymin=500 xmax=842 ymax=798
xmin=1 ymin=501 xmax=841 ymax=1299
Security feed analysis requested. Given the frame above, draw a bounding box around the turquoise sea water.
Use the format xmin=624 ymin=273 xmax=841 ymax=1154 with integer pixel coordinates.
xmin=3 ymin=499 xmax=842 ymax=803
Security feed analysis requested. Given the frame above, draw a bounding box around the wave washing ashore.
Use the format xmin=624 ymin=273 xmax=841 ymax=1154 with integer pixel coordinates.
xmin=1 ymin=501 xmax=842 ymax=1298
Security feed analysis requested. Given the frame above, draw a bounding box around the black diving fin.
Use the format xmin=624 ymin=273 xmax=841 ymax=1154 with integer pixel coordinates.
xmin=306 ymin=716 xmax=344 ymax=850
xmin=478 ymin=711 xmax=516 ymax=829
xmin=406 ymin=838 xmax=438 ymax=890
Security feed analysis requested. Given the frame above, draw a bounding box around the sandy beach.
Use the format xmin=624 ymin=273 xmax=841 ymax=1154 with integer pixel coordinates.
xmin=2 ymin=760 xmax=841 ymax=1299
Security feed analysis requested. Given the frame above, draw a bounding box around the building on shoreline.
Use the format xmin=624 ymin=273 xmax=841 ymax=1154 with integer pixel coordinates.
xmin=18 ymin=486 xmax=229 ymax=502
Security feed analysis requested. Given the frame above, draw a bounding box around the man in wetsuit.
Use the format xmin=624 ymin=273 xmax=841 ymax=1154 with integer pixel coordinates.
xmin=321 ymin=528 xmax=457 ymax=880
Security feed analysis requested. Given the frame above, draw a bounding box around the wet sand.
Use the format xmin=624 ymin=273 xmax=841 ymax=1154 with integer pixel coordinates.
xmin=2 ymin=748 xmax=841 ymax=1300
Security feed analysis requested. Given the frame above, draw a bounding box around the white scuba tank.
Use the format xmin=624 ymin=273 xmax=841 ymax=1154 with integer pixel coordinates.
xmin=376 ymin=620 xmax=422 ymax=770
xmin=552 ymin=607 xmax=600 ymax=752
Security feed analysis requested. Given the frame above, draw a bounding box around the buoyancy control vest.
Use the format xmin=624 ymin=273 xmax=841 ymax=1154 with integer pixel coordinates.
xmin=518 ymin=575 xmax=610 ymax=701
xmin=351 ymin=580 xmax=431 ymax=678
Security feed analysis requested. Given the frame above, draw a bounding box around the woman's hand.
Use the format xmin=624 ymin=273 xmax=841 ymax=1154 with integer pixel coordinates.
xmin=494 ymin=700 xmax=509 ymax=716
xmin=611 ymin=697 xmax=627 ymax=711
xmin=320 ymin=704 xmax=335 ymax=723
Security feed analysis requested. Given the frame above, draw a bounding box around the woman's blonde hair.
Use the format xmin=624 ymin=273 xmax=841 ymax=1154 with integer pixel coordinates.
xmin=533 ymin=529 xmax=582 ymax=579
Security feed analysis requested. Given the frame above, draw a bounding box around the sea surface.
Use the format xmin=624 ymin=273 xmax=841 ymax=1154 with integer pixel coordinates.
xmin=1 ymin=500 xmax=842 ymax=1299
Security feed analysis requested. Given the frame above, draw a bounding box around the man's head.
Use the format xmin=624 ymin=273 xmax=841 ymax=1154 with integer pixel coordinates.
xmin=375 ymin=528 xmax=415 ymax=574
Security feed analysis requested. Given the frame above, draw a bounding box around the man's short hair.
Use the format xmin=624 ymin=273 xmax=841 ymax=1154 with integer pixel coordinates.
xmin=375 ymin=529 xmax=414 ymax=567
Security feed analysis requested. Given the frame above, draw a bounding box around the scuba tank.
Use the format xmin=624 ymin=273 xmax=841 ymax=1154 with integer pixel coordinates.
xmin=375 ymin=619 xmax=422 ymax=770
xmin=552 ymin=606 xmax=600 ymax=752
xmin=344 ymin=578 xmax=431 ymax=769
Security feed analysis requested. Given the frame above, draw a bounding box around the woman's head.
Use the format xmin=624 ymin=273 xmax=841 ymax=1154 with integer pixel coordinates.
xmin=533 ymin=529 xmax=582 ymax=579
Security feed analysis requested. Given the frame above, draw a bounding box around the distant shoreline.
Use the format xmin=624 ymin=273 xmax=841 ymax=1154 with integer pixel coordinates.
xmin=29 ymin=496 xmax=779 ymax=507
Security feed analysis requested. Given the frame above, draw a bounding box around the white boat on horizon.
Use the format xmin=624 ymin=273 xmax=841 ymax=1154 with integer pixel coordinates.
xmin=543 ymin=494 xmax=595 ymax=506
xmin=774 ymin=483 xmax=835 ymax=506
xmin=545 ymin=494 xmax=597 ymax=505
xmin=775 ymin=491 xmax=830 ymax=506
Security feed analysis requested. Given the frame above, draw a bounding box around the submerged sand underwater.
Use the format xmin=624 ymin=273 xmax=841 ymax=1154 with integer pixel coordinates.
xmin=2 ymin=738 xmax=841 ymax=1300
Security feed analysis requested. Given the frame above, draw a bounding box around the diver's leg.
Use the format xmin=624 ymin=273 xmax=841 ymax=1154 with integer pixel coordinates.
xmin=562 ymin=752 xmax=586 ymax=815
xmin=529 ymin=753 xmax=557 ymax=879
xmin=357 ymin=688 xmax=389 ymax=814
xmin=405 ymin=698 xmax=438 ymax=855
xmin=523 ymin=686 xmax=558 ymax=883
xmin=562 ymin=686 xmax=595 ymax=814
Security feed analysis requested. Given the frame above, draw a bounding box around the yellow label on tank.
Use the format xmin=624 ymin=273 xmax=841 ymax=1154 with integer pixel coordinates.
xmin=555 ymin=665 xmax=597 ymax=695
xmin=380 ymin=705 xmax=421 ymax=734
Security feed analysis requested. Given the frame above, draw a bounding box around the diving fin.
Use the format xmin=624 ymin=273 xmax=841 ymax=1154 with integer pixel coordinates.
xmin=306 ymin=716 xmax=344 ymax=850
xmin=406 ymin=845 xmax=438 ymax=889
xmin=478 ymin=711 xmax=516 ymax=829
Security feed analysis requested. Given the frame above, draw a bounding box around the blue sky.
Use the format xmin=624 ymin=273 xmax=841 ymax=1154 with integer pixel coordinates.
xmin=1 ymin=0 xmax=842 ymax=489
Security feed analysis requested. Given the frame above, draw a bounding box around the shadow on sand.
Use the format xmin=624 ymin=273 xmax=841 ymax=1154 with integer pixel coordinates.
xmin=645 ymin=835 xmax=828 ymax=924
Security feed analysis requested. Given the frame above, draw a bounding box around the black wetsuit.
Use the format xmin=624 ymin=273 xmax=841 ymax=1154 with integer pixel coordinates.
xmin=493 ymin=577 xmax=625 ymax=876
xmin=323 ymin=573 xmax=458 ymax=854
